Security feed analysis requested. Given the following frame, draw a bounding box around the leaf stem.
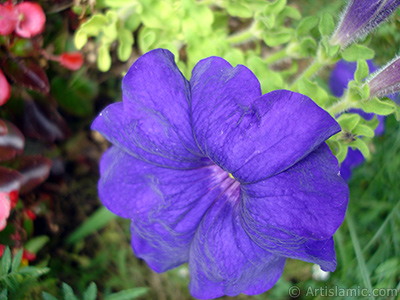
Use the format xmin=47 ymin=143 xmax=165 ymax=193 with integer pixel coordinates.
xmin=226 ymin=22 xmax=260 ymax=45
xmin=265 ymin=48 xmax=288 ymax=64
xmin=290 ymin=58 xmax=323 ymax=91
xmin=327 ymin=94 xmax=352 ymax=116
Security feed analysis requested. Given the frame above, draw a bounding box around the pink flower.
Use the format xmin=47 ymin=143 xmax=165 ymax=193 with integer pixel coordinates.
xmin=0 ymin=1 xmax=45 ymax=38
xmin=0 ymin=69 xmax=11 ymax=106
xmin=14 ymin=2 xmax=46 ymax=38
xmin=0 ymin=192 xmax=11 ymax=231
xmin=0 ymin=3 xmax=19 ymax=36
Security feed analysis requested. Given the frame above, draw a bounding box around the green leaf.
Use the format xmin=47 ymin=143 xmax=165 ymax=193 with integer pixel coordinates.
xmin=24 ymin=235 xmax=50 ymax=254
xmin=18 ymin=266 xmax=50 ymax=278
xmin=353 ymin=124 xmax=375 ymax=138
xmin=246 ymin=56 xmax=285 ymax=93
xmin=341 ymin=44 xmax=375 ymax=62
xmin=1 ymin=247 xmax=11 ymax=275
xmin=296 ymin=16 xmax=319 ymax=37
xmin=62 ymin=283 xmax=79 ymax=300
xmin=349 ymin=138 xmax=370 ymax=159
xmin=80 ymin=15 xmax=108 ymax=35
xmin=299 ymin=37 xmax=317 ymax=57
xmin=318 ymin=12 xmax=334 ymax=36
xmin=359 ymin=97 xmax=396 ymax=115
xmin=103 ymin=22 xmax=118 ymax=43
xmin=125 ymin=15 xmax=141 ymax=32
xmin=83 ymin=282 xmax=97 ymax=300
xmin=263 ymin=28 xmax=293 ymax=47
xmin=105 ymin=287 xmax=148 ymax=300
xmin=138 ymin=28 xmax=157 ymax=54
xmin=223 ymin=49 xmax=245 ymax=66
xmin=226 ymin=2 xmax=252 ymax=18
xmin=97 ymin=43 xmax=112 ymax=72
xmin=66 ymin=207 xmax=117 ymax=245
xmin=117 ymin=28 xmax=134 ymax=62
xmin=103 ymin=0 xmax=135 ymax=8
xmin=278 ymin=6 xmax=301 ymax=21
xmin=74 ymin=30 xmax=88 ymax=50
xmin=336 ymin=141 xmax=349 ymax=164
xmin=11 ymin=249 xmax=23 ymax=272
xmin=74 ymin=14 xmax=108 ymax=49
xmin=337 ymin=113 xmax=361 ymax=131
xmin=264 ymin=0 xmax=286 ymax=16
xmin=354 ymin=60 xmax=369 ymax=83
xmin=346 ymin=214 xmax=374 ymax=299
xmin=297 ymin=78 xmax=329 ymax=106
xmin=52 ymin=77 xmax=96 ymax=117
xmin=0 ymin=289 xmax=7 ymax=300
xmin=42 ymin=292 xmax=59 ymax=300
xmin=9 ymin=39 xmax=35 ymax=57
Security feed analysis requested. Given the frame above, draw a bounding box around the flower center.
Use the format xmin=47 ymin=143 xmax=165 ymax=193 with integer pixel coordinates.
xmin=209 ymin=165 xmax=241 ymax=202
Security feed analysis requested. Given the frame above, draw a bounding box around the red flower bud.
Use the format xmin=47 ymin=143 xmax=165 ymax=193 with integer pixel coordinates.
xmin=60 ymin=52 xmax=84 ymax=71
xmin=24 ymin=208 xmax=36 ymax=220
xmin=22 ymin=249 xmax=36 ymax=261
xmin=9 ymin=190 xmax=19 ymax=208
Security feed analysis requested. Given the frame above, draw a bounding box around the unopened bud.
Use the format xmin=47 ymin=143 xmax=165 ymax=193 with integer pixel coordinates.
xmin=331 ymin=0 xmax=400 ymax=48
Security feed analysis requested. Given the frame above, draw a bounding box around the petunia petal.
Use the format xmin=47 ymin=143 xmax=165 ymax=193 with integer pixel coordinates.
xmin=189 ymin=196 xmax=286 ymax=299
xmin=240 ymin=144 xmax=348 ymax=271
xmin=340 ymin=147 xmax=365 ymax=181
xmin=190 ymin=59 xmax=339 ymax=182
xmin=190 ymin=56 xmax=261 ymax=161
xmin=99 ymin=146 xmax=231 ymax=272
xmin=93 ymin=49 xmax=204 ymax=168
xmin=92 ymin=102 xmax=207 ymax=169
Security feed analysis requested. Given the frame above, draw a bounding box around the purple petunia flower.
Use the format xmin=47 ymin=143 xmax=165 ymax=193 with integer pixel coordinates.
xmin=92 ymin=49 xmax=349 ymax=299
xmin=331 ymin=0 xmax=400 ymax=47
xmin=329 ymin=60 xmax=387 ymax=181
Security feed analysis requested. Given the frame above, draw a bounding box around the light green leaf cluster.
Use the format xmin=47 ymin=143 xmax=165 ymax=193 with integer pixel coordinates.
xmin=72 ymin=0 xmax=400 ymax=164
xmin=74 ymin=2 xmax=140 ymax=72
xmin=328 ymin=114 xmax=378 ymax=163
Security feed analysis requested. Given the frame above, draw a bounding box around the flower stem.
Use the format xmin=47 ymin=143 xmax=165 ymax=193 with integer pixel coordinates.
xmin=290 ymin=58 xmax=323 ymax=91
xmin=327 ymin=93 xmax=353 ymax=116
xmin=227 ymin=22 xmax=260 ymax=45
xmin=265 ymin=48 xmax=288 ymax=64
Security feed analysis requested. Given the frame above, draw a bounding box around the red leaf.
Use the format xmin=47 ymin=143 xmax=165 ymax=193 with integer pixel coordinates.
xmin=60 ymin=52 xmax=84 ymax=70
xmin=2 ymin=57 xmax=49 ymax=94
xmin=0 ymin=4 xmax=18 ymax=36
xmin=15 ymin=2 xmax=46 ymax=38
xmin=0 ymin=69 xmax=11 ymax=106
xmin=0 ymin=119 xmax=25 ymax=162
xmin=13 ymin=156 xmax=52 ymax=194
xmin=0 ymin=166 xmax=23 ymax=193
xmin=21 ymin=95 xmax=71 ymax=142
